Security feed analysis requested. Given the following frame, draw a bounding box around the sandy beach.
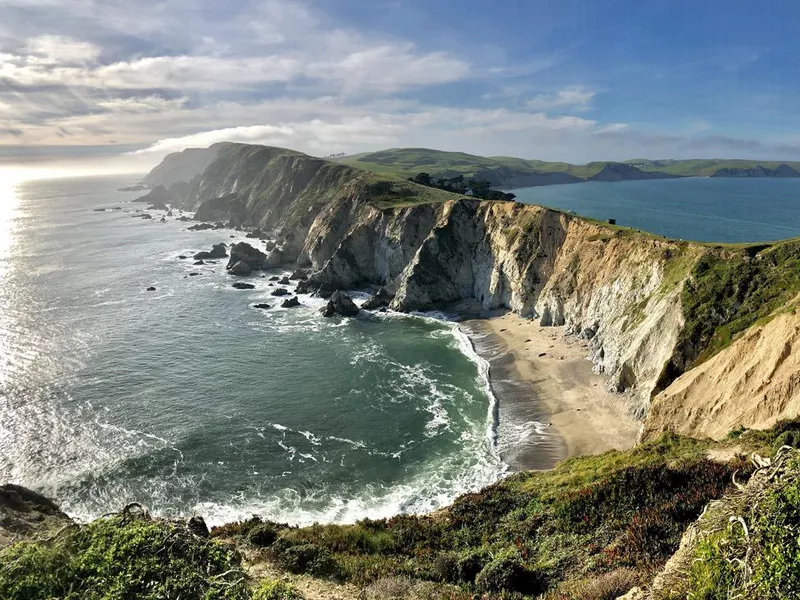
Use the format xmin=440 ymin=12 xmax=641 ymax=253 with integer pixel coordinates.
xmin=462 ymin=312 xmax=641 ymax=470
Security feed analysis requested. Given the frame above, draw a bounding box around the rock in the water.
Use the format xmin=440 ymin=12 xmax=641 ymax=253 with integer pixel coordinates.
xmin=133 ymin=184 xmax=172 ymax=204
xmin=227 ymin=242 xmax=267 ymax=272
xmin=232 ymin=282 xmax=255 ymax=290
xmin=178 ymin=216 xmax=191 ymax=222
xmin=289 ymin=269 xmax=308 ymax=281
xmin=281 ymin=296 xmax=300 ymax=308
xmin=146 ymin=286 xmax=156 ymax=291
xmin=317 ymin=282 xmax=335 ymax=299
xmin=264 ymin=240 xmax=276 ymax=251
xmin=188 ymin=222 xmax=214 ymax=231
xmin=270 ymin=288 xmax=289 ymax=297
xmin=160 ymin=216 xmax=166 ymax=223
xmin=193 ymin=260 xmax=205 ymax=265
xmin=278 ymin=276 xmax=290 ymax=285
xmin=178 ymin=255 xmax=188 ymax=259
xmin=295 ymin=279 xmax=314 ymax=294
xmin=229 ymin=260 xmax=252 ymax=276
xmin=320 ymin=291 xmax=359 ymax=317
xmin=186 ymin=516 xmax=209 ymax=538
xmin=166 ymin=210 xmax=173 ymax=217
xmin=253 ymin=303 xmax=271 ymax=309
xmin=362 ymin=285 xmax=395 ymax=310
xmin=189 ymin=272 xmax=200 ymax=276
xmin=93 ymin=208 xmax=105 ymax=212
xmin=140 ymin=213 xmax=153 ymax=220
xmin=269 ymin=276 xmax=280 ymax=282
xmin=193 ymin=243 xmax=228 ymax=260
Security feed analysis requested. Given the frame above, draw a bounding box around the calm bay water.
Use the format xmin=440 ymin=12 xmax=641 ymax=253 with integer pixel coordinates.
xmin=513 ymin=177 xmax=800 ymax=243
xmin=0 ymin=175 xmax=505 ymax=525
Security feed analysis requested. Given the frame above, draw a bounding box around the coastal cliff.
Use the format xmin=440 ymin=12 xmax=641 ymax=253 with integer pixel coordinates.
xmin=151 ymin=142 xmax=800 ymax=430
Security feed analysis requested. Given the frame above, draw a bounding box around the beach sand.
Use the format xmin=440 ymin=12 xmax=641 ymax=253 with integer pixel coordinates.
xmin=461 ymin=312 xmax=641 ymax=471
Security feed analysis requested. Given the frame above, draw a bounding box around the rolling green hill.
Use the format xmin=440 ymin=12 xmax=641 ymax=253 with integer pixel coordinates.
xmin=337 ymin=148 xmax=800 ymax=187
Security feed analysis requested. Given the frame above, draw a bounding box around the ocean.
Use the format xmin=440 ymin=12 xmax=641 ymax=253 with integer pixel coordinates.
xmin=0 ymin=175 xmax=507 ymax=526
xmin=4 ymin=174 xmax=799 ymax=528
xmin=513 ymin=177 xmax=800 ymax=243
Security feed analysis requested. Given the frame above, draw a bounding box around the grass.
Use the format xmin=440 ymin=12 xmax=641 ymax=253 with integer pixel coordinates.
xmin=0 ymin=509 xmax=250 ymax=600
xmin=337 ymin=148 xmax=800 ymax=185
xmin=214 ymin=434 xmax=749 ymax=597
xmin=677 ymin=239 xmax=800 ymax=365
xmin=682 ymin=449 xmax=800 ymax=600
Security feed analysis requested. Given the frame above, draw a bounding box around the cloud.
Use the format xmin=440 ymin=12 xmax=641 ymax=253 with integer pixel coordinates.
xmin=526 ymin=86 xmax=596 ymax=111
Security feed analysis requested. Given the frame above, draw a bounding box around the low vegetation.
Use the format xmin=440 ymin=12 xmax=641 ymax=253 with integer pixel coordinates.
xmin=214 ymin=434 xmax=761 ymax=598
xmin=4 ymin=426 xmax=800 ymax=599
xmin=678 ymin=239 xmax=800 ymax=366
xmin=408 ymin=172 xmax=517 ymax=201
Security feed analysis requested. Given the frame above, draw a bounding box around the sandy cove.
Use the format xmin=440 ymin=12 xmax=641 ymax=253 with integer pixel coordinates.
xmin=461 ymin=312 xmax=641 ymax=470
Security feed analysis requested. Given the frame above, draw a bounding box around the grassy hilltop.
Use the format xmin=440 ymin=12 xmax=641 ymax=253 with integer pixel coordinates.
xmin=337 ymin=148 xmax=800 ymax=184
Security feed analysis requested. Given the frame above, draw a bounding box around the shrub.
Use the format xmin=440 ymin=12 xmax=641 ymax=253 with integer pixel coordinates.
xmin=432 ymin=551 xmax=460 ymax=583
xmin=272 ymin=541 xmax=342 ymax=579
xmin=566 ymin=569 xmax=642 ymax=600
xmin=475 ymin=550 xmax=541 ymax=594
xmin=248 ymin=522 xmax=280 ymax=547
xmin=456 ymin=547 xmax=491 ymax=583
xmin=772 ymin=429 xmax=800 ymax=454
xmin=0 ymin=514 xmax=249 ymax=600
xmin=252 ymin=580 xmax=304 ymax=600
xmin=362 ymin=576 xmax=415 ymax=599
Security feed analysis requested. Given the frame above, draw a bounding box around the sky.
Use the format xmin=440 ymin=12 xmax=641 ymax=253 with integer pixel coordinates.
xmin=1 ymin=0 xmax=800 ymax=176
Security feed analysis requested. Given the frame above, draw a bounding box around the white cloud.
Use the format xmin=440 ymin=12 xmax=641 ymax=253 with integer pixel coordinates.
xmin=526 ymin=86 xmax=596 ymax=111
xmin=24 ymin=35 xmax=100 ymax=64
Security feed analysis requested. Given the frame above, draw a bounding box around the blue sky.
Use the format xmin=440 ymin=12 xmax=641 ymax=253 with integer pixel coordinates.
xmin=1 ymin=0 xmax=799 ymax=173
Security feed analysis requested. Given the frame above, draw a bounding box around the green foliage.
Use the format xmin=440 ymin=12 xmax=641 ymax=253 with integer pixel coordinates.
xmin=252 ymin=580 xmax=304 ymax=600
xmin=685 ymin=453 xmax=800 ymax=600
xmin=251 ymin=434 xmax=738 ymax=596
xmin=679 ymin=241 xmax=800 ymax=365
xmin=475 ymin=550 xmax=542 ymax=595
xmin=271 ymin=540 xmax=342 ymax=579
xmin=0 ymin=513 xmax=248 ymax=600
xmin=247 ymin=522 xmax=280 ymax=547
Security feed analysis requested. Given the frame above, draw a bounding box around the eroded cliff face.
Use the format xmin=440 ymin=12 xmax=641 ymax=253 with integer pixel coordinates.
xmin=294 ymin=189 xmax=692 ymax=414
xmin=166 ymin=143 xmax=800 ymax=425
xmin=642 ymin=304 xmax=800 ymax=441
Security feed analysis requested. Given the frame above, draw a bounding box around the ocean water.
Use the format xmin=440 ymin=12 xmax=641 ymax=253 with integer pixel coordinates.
xmin=0 ymin=175 xmax=508 ymax=526
xmin=513 ymin=177 xmax=800 ymax=243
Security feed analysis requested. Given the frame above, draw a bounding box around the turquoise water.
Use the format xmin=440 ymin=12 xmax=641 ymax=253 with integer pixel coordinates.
xmin=0 ymin=176 xmax=505 ymax=526
xmin=513 ymin=177 xmax=800 ymax=243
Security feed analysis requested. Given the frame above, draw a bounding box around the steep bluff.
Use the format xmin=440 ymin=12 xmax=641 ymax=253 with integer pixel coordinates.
xmin=160 ymin=143 xmax=705 ymax=415
xmin=153 ymin=143 xmax=800 ymax=425
xmin=642 ymin=304 xmax=800 ymax=441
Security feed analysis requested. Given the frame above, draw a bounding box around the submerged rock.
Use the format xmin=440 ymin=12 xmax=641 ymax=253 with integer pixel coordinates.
xmin=177 ymin=255 xmax=188 ymax=260
xmin=188 ymin=223 xmax=214 ymax=231
xmin=269 ymin=276 xmax=280 ymax=282
xmin=146 ymin=286 xmax=156 ymax=291
xmin=253 ymin=303 xmax=271 ymax=309
xmin=232 ymin=282 xmax=255 ymax=290
xmin=320 ymin=291 xmax=359 ymax=317
xmin=229 ymin=260 xmax=252 ymax=276
xmin=281 ymin=296 xmax=301 ymax=308
xmin=270 ymin=288 xmax=289 ymax=297
xmin=193 ymin=260 xmax=205 ymax=265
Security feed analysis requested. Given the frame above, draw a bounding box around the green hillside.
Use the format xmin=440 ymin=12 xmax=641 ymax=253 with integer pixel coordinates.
xmin=337 ymin=148 xmax=800 ymax=186
xmin=626 ymin=158 xmax=800 ymax=176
